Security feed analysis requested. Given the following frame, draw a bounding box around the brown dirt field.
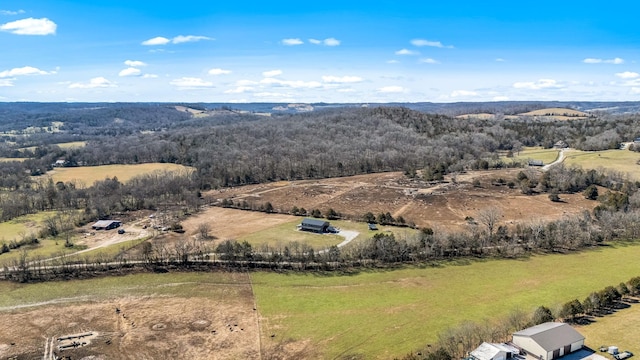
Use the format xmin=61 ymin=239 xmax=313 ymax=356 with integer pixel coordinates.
xmin=206 ymin=170 xmax=598 ymax=231
xmin=0 ymin=286 xmax=260 ymax=359
xmin=181 ymin=207 xmax=300 ymax=240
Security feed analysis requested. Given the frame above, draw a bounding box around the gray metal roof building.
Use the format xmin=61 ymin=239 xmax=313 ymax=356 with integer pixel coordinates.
xmin=512 ymin=322 xmax=585 ymax=360
xmin=300 ymin=218 xmax=330 ymax=233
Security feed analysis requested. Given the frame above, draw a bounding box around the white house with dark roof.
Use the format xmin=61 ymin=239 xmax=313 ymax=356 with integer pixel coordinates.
xmin=512 ymin=322 xmax=584 ymax=360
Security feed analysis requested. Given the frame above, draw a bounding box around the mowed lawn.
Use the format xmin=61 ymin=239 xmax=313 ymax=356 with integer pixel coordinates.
xmin=239 ymin=220 xmax=344 ymax=250
xmin=507 ymin=146 xmax=560 ymax=164
xmin=564 ymin=149 xmax=640 ymax=180
xmin=45 ymin=163 xmax=193 ymax=185
xmin=579 ymin=298 xmax=640 ymax=352
xmin=252 ymin=242 xmax=640 ymax=359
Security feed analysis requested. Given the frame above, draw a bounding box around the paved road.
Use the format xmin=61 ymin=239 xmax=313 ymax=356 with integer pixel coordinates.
xmin=317 ymin=230 xmax=359 ymax=254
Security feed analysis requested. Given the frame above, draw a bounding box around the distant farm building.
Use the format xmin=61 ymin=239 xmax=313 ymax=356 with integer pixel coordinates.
xmin=528 ymin=160 xmax=544 ymax=167
xmin=554 ymin=140 xmax=569 ymax=149
xmin=470 ymin=342 xmax=520 ymax=360
xmin=512 ymin=322 xmax=584 ymax=360
xmin=91 ymin=220 xmax=122 ymax=230
xmin=368 ymin=223 xmax=378 ymax=230
xmin=300 ymin=218 xmax=330 ymax=233
xmin=54 ymin=159 xmax=66 ymax=167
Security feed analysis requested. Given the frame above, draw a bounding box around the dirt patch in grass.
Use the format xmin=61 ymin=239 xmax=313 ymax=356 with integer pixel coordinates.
xmin=0 ymin=278 xmax=261 ymax=359
xmin=206 ymin=170 xmax=598 ymax=231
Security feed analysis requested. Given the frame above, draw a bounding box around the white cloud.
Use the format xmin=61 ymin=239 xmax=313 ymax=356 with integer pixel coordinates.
xmin=0 ymin=66 xmax=54 ymax=78
xmin=496 ymin=58 xmax=505 ymax=62
xmin=0 ymin=17 xmax=56 ymax=35
xmin=118 ymin=67 xmax=141 ymax=77
xmin=142 ymin=74 xmax=158 ymax=78
xmin=451 ymin=90 xmax=478 ymax=97
xmin=1 ymin=10 xmax=25 ymax=15
xmin=410 ymin=39 xmax=453 ymax=48
xmin=309 ymin=38 xmax=322 ymax=45
xmin=224 ymin=86 xmax=254 ymax=94
xmin=237 ymin=79 xmax=259 ymax=86
xmin=513 ymin=79 xmax=563 ymax=90
xmin=142 ymin=36 xmax=170 ymax=46
xmin=322 ymin=75 xmax=363 ymax=83
xmin=337 ymin=88 xmax=356 ymax=93
xmin=387 ymin=60 xmax=399 ymax=64
xmin=262 ymin=69 xmax=282 ymax=77
xmin=260 ymin=77 xmax=323 ymax=89
xmin=0 ymin=79 xmax=14 ymax=87
xmin=323 ymin=37 xmax=340 ymax=46
xmin=169 ymin=77 xmax=213 ymax=88
xmin=124 ymin=60 xmax=147 ymax=67
xmin=395 ymin=49 xmax=419 ymax=56
xmin=631 ymin=87 xmax=640 ymax=94
xmin=282 ymin=38 xmax=303 ymax=46
xmin=378 ymin=86 xmax=405 ymax=93
xmin=419 ymin=58 xmax=439 ymax=64
xmin=254 ymin=91 xmax=293 ymax=98
xmin=172 ymin=35 xmax=212 ymax=44
xmin=69 ymin=77 xmax=116 ymax=89
xmin=208 ymin=68 xmax=232 ymax=75
xmin=615 ymin=71 xmax=639 ymax=79
xmin=583 ymin=57 xmax=624 ymax=64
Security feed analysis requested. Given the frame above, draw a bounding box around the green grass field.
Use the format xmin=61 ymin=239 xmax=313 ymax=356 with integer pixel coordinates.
xmin=580 ymin=299 xmax=640 ymax=353
xmin=507 ymin=147 xmax=560 ymax=164
xmin=239 ymin=220 xmax=344 ymax=249
xmin=0 ymin=272 xmax=250 ymax=309
xmin=66 ymin=237 xmax=149 ymax=263
xmin=252 ymin=242 xmax=640 ymax=359
xmin=564 ymin=149 xmax=640 ymax=180
xmin=0 ymin=212 xmax=53 ymax=241
xmin=44 ymin=163 xmax=193 ymax=185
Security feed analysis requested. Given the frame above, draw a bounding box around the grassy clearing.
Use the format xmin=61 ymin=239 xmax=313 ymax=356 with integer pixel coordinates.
xmin=564 ymin=149 xmax=640 ymax=180
xmin=0 ymin=157 xmax=28 ymax=162
xmin=239 ymin=219 xmax=343 ymax=249
xmin=579 ymin=299 xmax=640 ymax=352
xmin=252 ymin=242 xmax=640 ymax=359
xmin=0 ymin=272 xmax=251 ymax=309
xmin=19 ymin=141 xmax=87 ymax=152
xmin=0 ymin=212 xmax=53 ymax=241
xmin=329 ymin=219 xmax=418 ymax=243
xmin=44 ymin=163 xmax=193 ymax=185
xmin=506 ymin=146 xmax=559 ymax=164
xmin=67 ymin=237 xmax=149 ymax=262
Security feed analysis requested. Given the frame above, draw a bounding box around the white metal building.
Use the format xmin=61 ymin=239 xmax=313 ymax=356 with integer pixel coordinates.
xmin=512 ymin=322 xmax=584 ymax=360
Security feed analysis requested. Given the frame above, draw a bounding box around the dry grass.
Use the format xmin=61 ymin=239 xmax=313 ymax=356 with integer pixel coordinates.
xmin=43 ymin=163 xmax=193 ymax=185
xmin=579 ymin=298 xmax=640 ymax=353
xmin=519 ymin=108 xmax=589 ymax=118
xmin=507 ymin=146 xmax=560 ymax=164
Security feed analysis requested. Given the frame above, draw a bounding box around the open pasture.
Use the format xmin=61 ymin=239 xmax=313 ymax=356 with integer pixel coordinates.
xmin=253 ymin=242 xmax=640 ymax=359
xmin=519 ymin=108 xmax=590 ymax=119
xmin=579 ymin=297 xmax=640 ymax=353
xmin=507 ymin=146 xmax=560 ymax=164
xmin=564 ymin=149 xmax=640 ymax=180
xmin=44 ymin=163 xmax=193 ymax=185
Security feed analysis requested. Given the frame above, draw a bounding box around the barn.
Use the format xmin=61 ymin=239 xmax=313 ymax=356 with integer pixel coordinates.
xmin=91 ymin=220 xmax=122 ymax=230
xmin=512 ymin=322 xmax=584 ymax=360
xmin=300 ymin=218 xmax=330 ymax=233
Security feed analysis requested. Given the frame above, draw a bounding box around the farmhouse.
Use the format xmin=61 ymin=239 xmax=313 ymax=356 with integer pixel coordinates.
xmin=91 ymin=220 xmax=122 ymax=230
xmin=300 ymin=218 xmax=330 ymax=233
xmin=512 ymin=322 xmax=584 ymax=360
xmin=470 ymin=342 xmax=520 ymax=360
xmin=554 ymin=141 xmax=568 ymax=149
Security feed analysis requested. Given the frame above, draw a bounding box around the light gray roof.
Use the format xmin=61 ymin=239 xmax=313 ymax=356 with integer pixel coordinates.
xmin=92 ymin=220 xmax=121 ymax=227
xmin=471 ymin=343 xmax=520 ymax=360
xmin=513 ymin=322 xmax=584 ymax=352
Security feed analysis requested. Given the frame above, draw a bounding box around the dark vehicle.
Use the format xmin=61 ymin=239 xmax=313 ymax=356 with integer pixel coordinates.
xmin=117 ymin=229 xmax=125 ymax=234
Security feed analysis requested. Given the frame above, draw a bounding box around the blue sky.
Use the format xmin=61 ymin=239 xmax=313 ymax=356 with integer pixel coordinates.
xmin=1 ymin=0 xmax=639 ymax=103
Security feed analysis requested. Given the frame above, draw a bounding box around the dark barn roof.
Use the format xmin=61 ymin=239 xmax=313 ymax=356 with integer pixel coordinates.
xmin=301 ymin=218 xmax=329 ymax=228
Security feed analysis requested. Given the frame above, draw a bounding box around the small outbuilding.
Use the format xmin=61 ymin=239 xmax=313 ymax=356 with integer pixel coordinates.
xmin=512 ymin=322 xmax=585 ymax=360
xmin=91 ymin=220 xmax=122 ymax=230
xmin=368 ymin=223 xmax=378 ymax=231
xmin=528 ymin=160 xmax=544 ymax=167
xmin=300 ymin=218 xmax=330 ymax=233
xmin=471 ymin=343 xmax=520 ymax=360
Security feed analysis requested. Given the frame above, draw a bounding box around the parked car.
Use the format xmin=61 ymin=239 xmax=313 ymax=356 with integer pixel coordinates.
xmin=614 ymin=351 xmax=633 ymax=360
xmin=117 ymin=229 xmax=125 ymax=234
